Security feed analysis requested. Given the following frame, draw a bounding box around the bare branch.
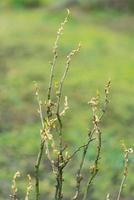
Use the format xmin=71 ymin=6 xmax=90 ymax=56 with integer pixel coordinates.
xmin=25 ymin=174 xmax=32 ymax=200
xmin=116 ymin=145 xmax=133 ymax=200
xmin=10 ymin=171 xmax=20 ymax=200
xmin=55 ymin=44 xmax=81 ymax=200
xmin=47 ymin=9 xmax=70 ymax=118
xmin=34 ymin=83 xmax=55 ymax=199
xmin=73 ymin=80 xmax=111 ymax=200
xmin=82 ymin=128 xmax=102 ymax=200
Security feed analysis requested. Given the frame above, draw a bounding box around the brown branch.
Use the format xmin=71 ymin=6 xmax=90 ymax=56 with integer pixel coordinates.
xmin=35 ymin=84 xmax=54 ymax=199
xmin=73 ymin=80 xmax=111 ymax=200
xmin=99 ymin=79 xmax=111 ymax=120
xmin=116 ymin=145 xmax=133 ymax=200
xmin=56 ymin=43 xmax=81 ymax=116
xmin=55 ymin=137 xmax=96 ymax=199
xmin=82 ymin=127 xmax=102 ymax=200
xmin=68 ymin=138 xmax=96 ymax=163
xmin=47 ymin=9 xmax=70 ymax=118
xmin=56 ymin=43 xmax=81 ymax=153
xmin=35 ymin=141 xmax=44 ymax=200
xmin=82 ymin=81 xmax=111 ymax=200
xmin=55 ymin=44 xmax=81 ymax=200
xmin=72 ymin=128 xmax=96 ymax=200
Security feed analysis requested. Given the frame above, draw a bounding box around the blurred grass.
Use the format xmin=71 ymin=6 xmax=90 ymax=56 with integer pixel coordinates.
xmin=0 ymin=8 xmax=134 ymax=199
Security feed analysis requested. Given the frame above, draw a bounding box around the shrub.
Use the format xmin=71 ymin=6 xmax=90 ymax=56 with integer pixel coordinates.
xmin=9 ymin=10 xmax=133 ymax=200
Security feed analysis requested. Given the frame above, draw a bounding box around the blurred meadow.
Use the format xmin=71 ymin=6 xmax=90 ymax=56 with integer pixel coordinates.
xmin=0 ymin=0 xmax=134 ymax=199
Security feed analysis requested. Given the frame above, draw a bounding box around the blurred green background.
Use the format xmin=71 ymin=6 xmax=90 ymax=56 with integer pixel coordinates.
xmin=0 ymin=0 xmax=134 ymax=200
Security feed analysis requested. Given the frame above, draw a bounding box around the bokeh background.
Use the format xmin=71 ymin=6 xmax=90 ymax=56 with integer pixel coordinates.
xmin=0 ymin=0 xmax=134 ymax=199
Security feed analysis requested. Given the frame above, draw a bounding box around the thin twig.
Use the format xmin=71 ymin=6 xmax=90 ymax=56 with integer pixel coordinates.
xmin=73 ymin=80 xmax=111 ymax=200
xmin=82 ymin=81 xmax=111 ymax=200
xmin=35 ymin=142 xmax=44 ymax=200
xmin=34 ymin=84 xmax=45 ymax=200
xmin=68 ymin=138 xmax=96 ymax=163
xmin=47 ymin=9 xmax=70 ymax=118
xmin=82 ymin=128 xmax=102 ymax=200
xmin=62 ymin=138 xmax=96 ymax=171
xmin=72 ymin=128 xmax=95 ymax=200
xmin=10 ymin=171 xmax=20 ymax=200
xmin=56 ymin=43 xmax=81 ymax=116
xmin=25 ymin=174 xmax=32 ymax=200
xmin=116 ymin=146 xmax=133 ymax=200
xmin=55 ymin=44 xmax=81 ymax=200
xmin=35 ymin=84 xmax=54 ymax=200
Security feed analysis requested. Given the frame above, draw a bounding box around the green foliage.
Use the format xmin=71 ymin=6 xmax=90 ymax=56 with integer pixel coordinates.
xmin=1 ymin=0 xmax=134 ymax=10
xmin=0 ymin=0 xmax=52 ymax=8
xmin=10 ymin=0 xmax=40 ymax=8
